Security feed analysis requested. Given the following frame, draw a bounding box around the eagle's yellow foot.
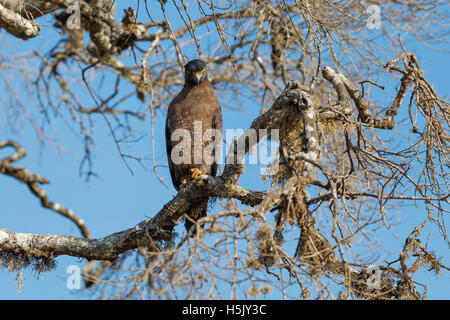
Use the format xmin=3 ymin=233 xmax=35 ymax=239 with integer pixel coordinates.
xmin=190 ymin=168 xmax=203 ymax=179
xmin=181 ymin=178 xmax=188 ymax=186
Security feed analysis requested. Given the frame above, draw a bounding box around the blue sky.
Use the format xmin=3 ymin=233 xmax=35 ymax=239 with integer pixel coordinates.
xmin=0 ymin=2 xmax=449 ymax=299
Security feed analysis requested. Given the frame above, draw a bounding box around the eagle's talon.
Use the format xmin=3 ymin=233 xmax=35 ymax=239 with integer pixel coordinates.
xmin=190 ymin=168 xmax=203 ymax=179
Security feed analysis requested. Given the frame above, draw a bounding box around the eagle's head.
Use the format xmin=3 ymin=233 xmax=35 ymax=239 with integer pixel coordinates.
xmin=184 ymin=59 xmax=207 ymax=85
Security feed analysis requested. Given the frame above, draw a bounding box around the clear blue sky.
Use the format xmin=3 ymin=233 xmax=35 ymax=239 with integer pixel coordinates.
xmin=0 ymin=2 xmax=448 ymax=299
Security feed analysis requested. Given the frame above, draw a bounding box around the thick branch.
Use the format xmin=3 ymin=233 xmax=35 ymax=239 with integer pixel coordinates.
xmin=0 ymin=2 xmax=40 ymax=39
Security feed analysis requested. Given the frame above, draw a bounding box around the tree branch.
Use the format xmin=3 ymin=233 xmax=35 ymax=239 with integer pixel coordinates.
xmin=0 ymin=2 xmax=40 ymax=39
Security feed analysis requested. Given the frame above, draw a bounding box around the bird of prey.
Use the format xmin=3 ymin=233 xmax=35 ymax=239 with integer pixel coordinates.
xmin=165 ymin=59 xmax=223 ymax=234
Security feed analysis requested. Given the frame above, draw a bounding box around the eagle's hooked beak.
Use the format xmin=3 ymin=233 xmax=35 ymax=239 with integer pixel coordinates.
xmin=194 ymin=71 xmax=204 ymax=85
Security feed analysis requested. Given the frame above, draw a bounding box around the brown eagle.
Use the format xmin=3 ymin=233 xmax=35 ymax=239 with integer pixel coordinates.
xmin=165 ymin=59 xmax=223 ymax=233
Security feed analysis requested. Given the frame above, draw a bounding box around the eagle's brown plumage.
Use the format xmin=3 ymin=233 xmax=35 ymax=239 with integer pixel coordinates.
xmin=165 ymin=59 xmax=222 ymax=234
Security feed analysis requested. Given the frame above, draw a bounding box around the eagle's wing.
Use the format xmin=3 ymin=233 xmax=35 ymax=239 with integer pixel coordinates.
xmin=166 ymin=81 xmax=222 ymax=188
xmin=165 ymin=107 xmax=179 ymax=189
xmin=211 ymin=104 xmax=223 ymax=176
xmin=165 ymin=79 xmax=222 ymax=233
